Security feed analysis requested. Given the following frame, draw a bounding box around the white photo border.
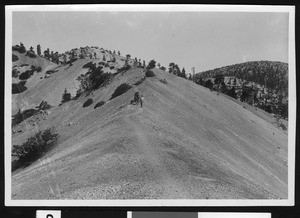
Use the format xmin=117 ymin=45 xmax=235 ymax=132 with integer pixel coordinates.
xmin=5 ymin=4 xmax=296 ymax=207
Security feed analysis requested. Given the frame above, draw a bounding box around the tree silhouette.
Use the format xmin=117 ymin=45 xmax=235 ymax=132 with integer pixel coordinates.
xmin=37 ymin=44 xmax=41 ymax=56
xmin=61 ymin=88 xmax=71 ymax=103
xmin=147 ymin=60 xmax=156 ymax=69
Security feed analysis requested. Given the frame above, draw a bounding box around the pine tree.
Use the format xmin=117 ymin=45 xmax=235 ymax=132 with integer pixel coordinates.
xmin=61 ymin=88 xmax=71 ymax=103
xmin=112 ymin=55 xmax=116 ymax=62
xmin=19 ymin=42 xmax=26 ymax=53
xmin=169 ymin=63 xmax=175 ymax=73
xmin=147 ymin=60 xmax=156 ymax=69
xmin=37 ymin=44 xmax=41 ymax=56
xmin=43 ymin=49 xmax=50 ymax=60
xmin=181 ymin=67 xmax=187 ymax=78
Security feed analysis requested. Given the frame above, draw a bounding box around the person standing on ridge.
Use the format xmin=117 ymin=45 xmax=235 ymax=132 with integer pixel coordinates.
xmin=140 ymin=95 xmax=144 ymax=107
xmin=134 ymin=92 xmax=140 ymax=105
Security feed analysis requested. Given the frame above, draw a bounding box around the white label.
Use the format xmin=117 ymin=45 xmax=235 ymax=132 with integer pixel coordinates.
xmin=36 ymin=210 xmax=61 ymax=218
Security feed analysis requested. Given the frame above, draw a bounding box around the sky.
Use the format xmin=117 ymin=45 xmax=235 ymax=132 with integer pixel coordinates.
xmin=12 ymin=10 xmax=289 ymax=73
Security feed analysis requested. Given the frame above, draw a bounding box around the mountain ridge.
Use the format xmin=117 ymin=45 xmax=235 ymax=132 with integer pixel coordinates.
xmin=11 ymin=45 xmax=288 ymax=200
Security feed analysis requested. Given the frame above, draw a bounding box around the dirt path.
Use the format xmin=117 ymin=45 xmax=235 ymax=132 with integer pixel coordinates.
xmin=123 ymin=105 xmax=191 ymax=198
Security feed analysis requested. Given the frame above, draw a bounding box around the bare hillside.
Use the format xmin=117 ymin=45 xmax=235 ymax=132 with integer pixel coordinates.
xmin=11 ymin=63 xmax=288 ymax=199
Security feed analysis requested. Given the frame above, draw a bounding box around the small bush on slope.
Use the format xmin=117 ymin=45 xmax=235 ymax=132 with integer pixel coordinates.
xmin=36 ymin=100 xmax=52 ymax=111
xmin=159 ymin=78 xmax=168 ymax=84
xmin=19 ymin=70 xmax=34 ymax=80
xmin=12 ymin=108 xmax=38 ymax=127
xmin=30 ymin=65 xmax=42 ymax=72
xmin=83 ymin=98 xmax=93 ymax=107
xmin=110 ymin=83 xmax=132 ymax=100
xmin=45 ymin=70 xmax=55 ymax=75
xmin=12 ymin=44 xmax=26 ymax=53
xmin=83 ymin=62 xmax=96 ymax=69
xmin=134 ymin=77 xmax=146 ymax=86
xmin=12 ymin=127 xmax=59 ymax=171
xmin=25 ymin=51 xmax=37 ymax=58
xmin=12 ymin=54 xmax=19 ymax=62
xmin=94 ymin=101 xmax=106 ymax=109
xmin=12 ymin=69 xmax=20 ymax=78
xmin=145 ymin=70 xmax=155 ymax=77
xmin=12 ymin=81 xmax=27 ymax=94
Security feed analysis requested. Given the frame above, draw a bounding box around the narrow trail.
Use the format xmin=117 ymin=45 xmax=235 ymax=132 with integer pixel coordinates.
xmin=123 ymin=105 xmax=191 ymax=199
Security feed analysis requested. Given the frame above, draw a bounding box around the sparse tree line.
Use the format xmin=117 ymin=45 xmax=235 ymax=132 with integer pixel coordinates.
xmin=168 ymin=62 xmax=187 ymax=79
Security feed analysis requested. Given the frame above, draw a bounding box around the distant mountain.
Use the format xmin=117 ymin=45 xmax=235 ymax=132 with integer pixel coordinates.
xmin=196 ymin=61 xmax=288 ymax=95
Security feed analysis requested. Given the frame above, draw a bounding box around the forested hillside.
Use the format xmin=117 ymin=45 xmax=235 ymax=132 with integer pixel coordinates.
xmin=194 ymin=61 xmax=288 ymax=121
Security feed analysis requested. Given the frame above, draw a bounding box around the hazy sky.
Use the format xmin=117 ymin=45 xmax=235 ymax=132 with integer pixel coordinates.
xmin=12 ymin=11 xmax=288 ymax=73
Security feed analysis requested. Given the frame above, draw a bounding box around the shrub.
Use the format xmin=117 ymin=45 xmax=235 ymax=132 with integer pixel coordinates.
xmin=105 ymin=63 xmax=109 ymax=67
xmin=12 ymin=54 xmax=19 ymax=62
xmin=147 ymin=60 xmax=156 ymax=69
xmin=82 ymin=62 xmax=95 ymax=69
xmin=77 ymin=67 xmax=111 ymax=95
xmin=37 ymin=101 xmax=52 ymax=110
xmin=145 ymin=70 xmax=155 ymax=77
xmin=12 ymin=127 xmax=59 ymax=171
xmin=98 ymin=61 xmax=105 ymax=66
xmin=30 ymin=65 xmax=42 ymax=73
xmin=25 ymin=51 xmax=37 ymax=58
xmin=12 ymin=45 xmax=26 ymax=53
xmin=110 ymin=66 xmax=115 ymax=70
xmin=94 ymin=101 xmax=106 ymax=109
xmin=83 ymin=98 xmax=93 ymax=107
xmin=45 ymin=70 xmax=55 ymax=75
xmin=12 ymin=69 xmax=20 ymax=78
xmin=12 ymin=108 xmax=38 ymax=126
xmin=159 ymin=78 xmax=168 ymax=84
xmin=110 ymin=83 xmax=132 ymax=100
xmin=19 ymin=70 xmax=34 ymax=80
xmin=134 ymin=77 xmax=146 ymax=86
xmin=30 ymin=65 xmax=36 ymax=71
xmin=204 ymin=79 xmax=214 ymax=90
xmin=69 ymin=58 xmax=78 ymax=64
xmin=12 ymin=82 xmax=27 ymax=94
xmin=117 ymin=65 xmax=131 ymax=74
xmin=36 ymin=66 xmax=42 ymax=72
xmin=12 ymin=101 xmax=51 ymax=126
